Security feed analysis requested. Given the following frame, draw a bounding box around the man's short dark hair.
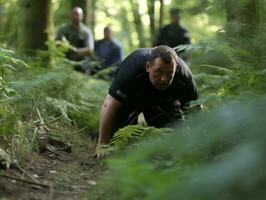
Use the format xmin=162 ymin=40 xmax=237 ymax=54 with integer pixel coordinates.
xmin=149 ymin=45 xmax=177 ymax=66
xmin=170 ymin=8 xmax=181 ymax=16
xmin=104 ymin=24 xmax=112 ymax=32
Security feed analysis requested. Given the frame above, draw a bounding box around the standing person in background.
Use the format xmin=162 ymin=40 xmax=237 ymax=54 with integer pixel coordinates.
xmin=154 ymin=8 xmax=191 ymax=64
xmin=94 ymin=25 xmax=123 ymax=71
xmin=56 ymin=7 xmax=94 ymax=74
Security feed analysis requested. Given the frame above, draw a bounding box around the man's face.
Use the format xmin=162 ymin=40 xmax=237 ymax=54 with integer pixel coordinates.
xmin=171 ymin=14 xmax=180 ymax=24
xmin=71 ymin=8 xmax=83 ymax=25
xmin=104 ymin=27 xmax=113 ymax=40
xmin=146 ymin=57 xmax=176 ymax=91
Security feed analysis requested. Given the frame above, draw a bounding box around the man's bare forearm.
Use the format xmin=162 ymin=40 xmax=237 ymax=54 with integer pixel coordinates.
xmin=76 ymin=47 xmax=93 ymax=57
xmin=97 ymin=94 xmax=121 ymax=146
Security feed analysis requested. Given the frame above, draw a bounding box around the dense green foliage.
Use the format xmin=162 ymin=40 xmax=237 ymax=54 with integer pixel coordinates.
xmin=1 ymin=0 xmax=266 ymax=199
xmin=0 ymin=48 xmax=108 ymax=155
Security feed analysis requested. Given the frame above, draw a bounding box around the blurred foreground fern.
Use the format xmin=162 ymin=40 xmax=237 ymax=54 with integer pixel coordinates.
xmin=88 ymin=94 xmax=266 ymax=200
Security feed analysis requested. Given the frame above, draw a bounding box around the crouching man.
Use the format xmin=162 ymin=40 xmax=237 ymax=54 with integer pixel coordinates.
xmin=96 ymin=45 xmax=199 ymax=158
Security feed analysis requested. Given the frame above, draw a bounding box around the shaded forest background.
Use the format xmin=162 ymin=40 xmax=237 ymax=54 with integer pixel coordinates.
xmin=0 ymin=0 xmax=266 ymax=200
xmin=1 ymin=0 xmax=263 ymax=54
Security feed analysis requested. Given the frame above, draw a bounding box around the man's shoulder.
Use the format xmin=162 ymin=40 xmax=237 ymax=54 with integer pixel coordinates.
xmin=179 ymin=26 xmax=189 ymax=33
xmin=80 ymin=23 xmax=93 ymax=34
xmin=110 ymin=49 xmax=150 ymax=99
xmin=160 ymin=24 xmax=172 ymax=32
xmin=95 ymin=39 xmax=104 ymax=45
xmin=117 ymin=48 xmax=151 ymax=80
xmin=94 ymin=39 xmax=120 ymax=49
xmin=111 ymin=39 xmax=122 ymax=49
xmin=79 ymin=23 xmax=93 ymax=37
xmin=118 ymin=48 xmax=152 ymax=72
xmin=57 ymin=23 xmax=71 ymax=32
xmin=161 ymin=24 xmax=189 ymax=33
xmin=130 ymin=48 xmax=152 ymax=57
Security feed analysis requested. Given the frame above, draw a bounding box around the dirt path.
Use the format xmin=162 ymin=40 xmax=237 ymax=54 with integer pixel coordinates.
xmin=0 ymin=134 xmax=104 ymax=200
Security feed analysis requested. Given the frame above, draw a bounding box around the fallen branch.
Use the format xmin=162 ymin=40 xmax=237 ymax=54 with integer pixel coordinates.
xmin=36 ymin=115 xmax=63 ymax=127
xmin=0 ymin=173 xmax=50 ymax=189
xmin=73 ymin=127 xmax=88 ymax=135
xmin=13 ymin=162 xmax=40 ymax=184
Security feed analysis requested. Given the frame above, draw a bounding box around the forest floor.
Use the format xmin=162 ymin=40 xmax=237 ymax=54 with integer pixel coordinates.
xmin=0 ymin=131 xmax=104 ymax=200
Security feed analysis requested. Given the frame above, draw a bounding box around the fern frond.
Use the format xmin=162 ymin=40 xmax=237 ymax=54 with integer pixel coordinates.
xmin=0 ymin=47 xmax=29 ymax=69
xmin=110 ymin=125 xmax=173 ymax=149
xmin=10 ymin=72 xmax=67 ymax=97
xmin=174 ymin=44 xmax=202 ymax=53
xmin=198 ymin=64 xmax=233 ymax=75
xmin=194 ymin=73 xmax=230 ymax=91
xmin=0 ymin=47 xmax=14 ymax=55
xmin=46 ymin=97 xmax=80 ymax=121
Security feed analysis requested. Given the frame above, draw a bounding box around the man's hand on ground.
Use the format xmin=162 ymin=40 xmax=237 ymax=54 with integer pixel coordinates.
xmin=94 ymin=144 xmax=111 ymax=159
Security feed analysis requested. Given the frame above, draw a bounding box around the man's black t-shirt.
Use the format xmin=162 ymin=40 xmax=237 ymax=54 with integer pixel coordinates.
xmin=109 ymin=48 xmax=198 ymax=111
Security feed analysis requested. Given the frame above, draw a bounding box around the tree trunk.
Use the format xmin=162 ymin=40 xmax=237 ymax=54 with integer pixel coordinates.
xmin=159 ymin=0 xmax=164 ymax=29
xmin=225 ymin=0 xmax=262 ymax=37
xmin=147 ymin=0 xmax=155 ymax=44
xmin=120 ymin=6 xmax=134 ymax=50
xmin=224 ymin=0 xmax=264 ymax=69
xmin=129 ymin=0 xmax=146 ymax=47
xmin=17 ymin=0 xmax=52 ymax=54
xmin=87 ymin=0 xmax=96 ymax=35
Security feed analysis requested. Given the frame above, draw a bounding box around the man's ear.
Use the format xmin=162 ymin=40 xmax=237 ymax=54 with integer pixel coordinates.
xmin=145 ymin=62 xmax=150 ymax=72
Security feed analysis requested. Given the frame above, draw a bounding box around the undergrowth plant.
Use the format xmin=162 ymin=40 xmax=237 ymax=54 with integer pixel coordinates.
xmin=88 ymin=94 xmax=266 ymax=200
xmin=0 ymin=46 xmax=109 ymax=159
xmin=180 ymin=26 xmax=266 ymax=109
xmin=0 ymin=47 xmax=28 ymax=138
xmin=96 ymin=125 xmax=175 ymax=157
xmin=0 ymin=47 xmax=28 ymax=98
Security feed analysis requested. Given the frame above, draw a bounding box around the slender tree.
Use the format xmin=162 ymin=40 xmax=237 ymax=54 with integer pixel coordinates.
xmin=129 ymin=0 xmax=146 ymax=47
xmin=224 ymin=0 xmax=264 ymax=70
xmin=159 ymin=0 xmax=164 ymax=29
xmin=225 ymin=0 xmax=262 ymax=37
xmin=120 ymin=5 xmax=134 ymax=49
xmin=17 ymin=0 xmax=52 ymax=54
xmin=87 ymin=0 xmax=96 ymax=35
xmin=147 ymin=0 xmax=156 ymax=43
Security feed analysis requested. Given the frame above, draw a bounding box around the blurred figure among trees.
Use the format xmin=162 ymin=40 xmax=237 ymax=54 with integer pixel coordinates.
xmin=56 ymin=6 xmax=94 ymax=74
xmin=94 ymin=25 xmax=123 ymax=70
xmin=154 ymin=8 xmax=191 ymax=64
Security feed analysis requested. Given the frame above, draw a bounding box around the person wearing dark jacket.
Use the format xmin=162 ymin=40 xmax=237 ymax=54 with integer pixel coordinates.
xmin=154 ymin=8 xmax=191 ymax=63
